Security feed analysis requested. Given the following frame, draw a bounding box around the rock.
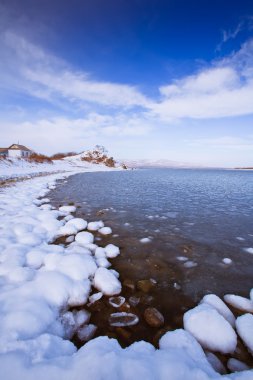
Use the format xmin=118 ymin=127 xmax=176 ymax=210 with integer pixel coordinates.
xmin=129 ymin=296 xmax=140 ymax=307
xmin=144 ymin=307 xmax=165 ymax=328
xmin=109 ymin=312 xmax=139 ymax=327
xmin=123 ymin=279 xmax=135 ymax=291
xmin=137 ymin=279 xmax=155 ymax=293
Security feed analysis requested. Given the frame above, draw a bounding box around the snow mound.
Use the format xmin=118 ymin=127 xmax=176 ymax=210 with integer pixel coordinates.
xmin=236 ymin=314 xmax=253 ymax=354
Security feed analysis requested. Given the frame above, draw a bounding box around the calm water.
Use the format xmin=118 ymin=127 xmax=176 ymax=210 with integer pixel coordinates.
xmin=50 ymin=169 xmax=253 ymax=345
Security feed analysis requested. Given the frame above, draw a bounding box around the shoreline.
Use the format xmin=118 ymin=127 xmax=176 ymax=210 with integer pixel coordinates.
xmin=0 ymin=169 xmax=252 ymax=379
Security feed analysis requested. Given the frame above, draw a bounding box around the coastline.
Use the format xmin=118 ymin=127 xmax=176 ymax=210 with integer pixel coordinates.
xmin=0 ymin=168 xmax=252 ymax=379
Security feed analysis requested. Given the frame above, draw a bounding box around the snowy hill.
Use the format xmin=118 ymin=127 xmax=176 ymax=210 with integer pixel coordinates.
xmin=0 ymin=146 xmax=124 ymax=180
xmin=121 ymin=158 xmax=199 ymax=168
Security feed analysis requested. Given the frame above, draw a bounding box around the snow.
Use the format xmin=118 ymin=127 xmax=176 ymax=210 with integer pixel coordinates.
xmin=227 ymin=358 xmax=250 ymax=372
xmin=184 ymin=304 xmax=237 ymax=354
xmin=87 ymin=221 xmax=104 ymax=231
xmin=140 ymin=237 xmax=151 ymax=243
xmin=223 ymin=258 xmax=232 ymax=265
xmin=75 ymin=231 xmax=94 ymax=245
xmin=93 ymin=268 xmax=122 ymax=295
xmin=104 ymin=244 xmax=120 ymax=258
xmin=201 ymin=294 xmax=236 ymax=326
xmin=59 ymin=205 xmax=76 ymax=213
xmin=65 ymin=218 xmax=87 ymax=231
xmin=236 ymin=314 xmax=253 ymax=354
xmin=0 ymin=160 xmax=253 ymax=379
xmin=98 ymin=226 xmax=112 ymax=235
xmin=224 ymin=294 xmax=253 ymax=313
xmin=205 ymin=352 xmax=227 ymax=375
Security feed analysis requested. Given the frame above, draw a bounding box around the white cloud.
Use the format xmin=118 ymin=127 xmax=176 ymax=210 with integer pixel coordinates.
xmin=189 ymin=136 xmax=253 ymax=150
xmin=1 ymin=31 xmax=150 ymax=109
xmin=151 ymin=39 xmax=253 ymax=121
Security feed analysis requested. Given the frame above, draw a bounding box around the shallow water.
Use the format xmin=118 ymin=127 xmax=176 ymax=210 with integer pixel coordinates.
xmin=50 ymin=168 xmax=253 ymax=346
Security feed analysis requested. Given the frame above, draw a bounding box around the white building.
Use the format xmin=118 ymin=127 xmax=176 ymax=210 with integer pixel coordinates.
xmin=0 ymin=144 xmax=32 ymax=158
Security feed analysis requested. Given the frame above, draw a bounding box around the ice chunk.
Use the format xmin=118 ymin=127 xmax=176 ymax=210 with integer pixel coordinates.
xmin=236 ymin=314 xmax=253 ymax=354
xmin=65 ymin=218 xmax=87 ymax=232
xmin=87 ymin=221 xmax=104 ymax=231
xmin=104 ymin=244 xmax=120 ymax=258
xmin=94 ymin=267 xmax=121 ymax=295
xmin=201 ymin=294 xmax=235 ymax=326
xmin=95 ymin=247 xmax=106 ymax=259
xmin=184 ymin=304 xmax=237 ymax=354
xmin=109 ymin=296 xmax=125 ymax=308
xmin=88 ymin=292 xmax=103 ymax=304
xmin=184 ymin=261 xmax=198 ymax=268
xmin=109 ymin=312 xmax=139 ymax=327
xmin=59 ymin=205 xmax=76 ymax=213
xmin=58 ymin=224 xmax=78 ymax=236
xmin=75 ymin=231 xmax=94 ymax=245
xmin=77 ymin=324 xmax=97 ymax=341
xmin=73 ymin=310 xmax=90 ymax=327
xmin=66 ymin=235 xmax=75 ymax=243
xmin=205 ymin=352 xmax=227 ymax=374
xmin=224 ymin=294 xmax=253 ymax=313
xmin=140 ymin=237 xmax=151 ymax=243
xmin=227 ymin=358 xmax=250 ymax=372
xmin=222 ymin=258 xmax=232 ymax=265
xmin=96 ymin=257 xmax=111 ymax=268
xmin=244 ymin=248 xmax=253 ymax=254
xmin=98 ymin=227 xmax=112 ymax=235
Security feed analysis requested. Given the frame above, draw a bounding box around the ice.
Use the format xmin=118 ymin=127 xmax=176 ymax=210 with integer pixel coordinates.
xmin=140 ymin=237 xmax=151 ymax=243
xmin=75 ymin=231 xmax=94 ymax=245
xmin=244 ymin=248 xmax=253 ymax=254
xmin=59 ymin=205 xmax=76 ymax=213
xmin=184 ymin=260 xmax=198 ymax=268
xmin=65 ymin=218 xmax=87 ymax=232
xmin=87 ymin=221 xmax=104 ymax=231
xmin=65 ymin=235 xmax=75 ymax=243
xmin=222 ymin=258 xmax=232 ymax=265
xmin=201 ymin=294 xmax=235 ymax=326
xmin=224 ymin=294 xmax=253 ymax=313
xmin=96 ymin=257 xmax=111 ymax=268
xmin=236 ymin=314 xmax=253 ymax=354
xmin=205 ymin=352 xmax=227 ymax=374
xmin=88 ymin=292 xmax=103 ymax=304
xmin=109 ymin=312 xmax=139 ymax=327
xmin=109 ymin=296 xmax=125 ymax=308
xmin=77 ymin=324 xmax=97 ymax=342
xmin=184 ymin=304 xmax=237 ymax=354
xmin=73 ymin=310 xmax=91 ymax=327
xmin=58 ymin=224 xmax=78 ymax=236
xmin=227 ymin=358 xmax=250 ymax=372
xmin=98 ymin=226 xmax=112 ymax=235
xmin=176 ymin=256 xmax=188 ymax=261
xmin=93 ymin=267 xmax=122 ymax=295
xmin=94 ymin=247 xmax=106 ymax=259
xmin=104 ymin=244 xmax=120 ymax=258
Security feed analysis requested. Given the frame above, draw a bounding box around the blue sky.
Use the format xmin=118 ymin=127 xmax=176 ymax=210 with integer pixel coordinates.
xmin=1 ymin=0 xmax=253 ymax=166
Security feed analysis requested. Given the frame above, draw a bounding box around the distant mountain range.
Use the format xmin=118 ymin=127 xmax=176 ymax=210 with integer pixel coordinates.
xmin=121 ymin=158 xmax=202 ymax=169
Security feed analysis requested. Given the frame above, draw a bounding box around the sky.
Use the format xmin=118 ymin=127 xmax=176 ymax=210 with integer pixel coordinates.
xmin=0 ymin=0 xmax=253 ymax=167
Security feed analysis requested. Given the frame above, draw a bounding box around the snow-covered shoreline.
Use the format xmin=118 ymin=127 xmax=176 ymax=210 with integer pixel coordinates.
xmin=0 ymin=167 xmax=252 ymax=379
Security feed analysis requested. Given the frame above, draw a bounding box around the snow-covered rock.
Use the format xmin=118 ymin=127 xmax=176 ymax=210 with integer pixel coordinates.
xmin=93 ymin=268 xmax=121 ymax=295
xmin=201 ymin=294 xmax=235 ymax=326
xmin=224 ymin=294 xmax=253 ymax=313
xmin=183 ymin=304 xmax=237 ymax=354
xmin=236 ymin=314 xmax=253 ymax=355
xmin=75 ymin=231 xmax=94 ymax=245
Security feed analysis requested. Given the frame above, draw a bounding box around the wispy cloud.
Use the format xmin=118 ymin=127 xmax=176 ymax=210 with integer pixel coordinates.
xmin=216 ymin=22 xmax=244 ymax=51
xmin=189 ymin=136 xmax=253 ymax=150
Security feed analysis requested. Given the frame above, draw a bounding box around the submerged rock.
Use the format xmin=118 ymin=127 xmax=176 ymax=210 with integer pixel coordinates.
xmin=137 ymin=279 xmax=156 ymax=293
xmin=109 ymin=312 xmax=139 ymax=327
xmin=144 ymin=307 xmax=165 ymax=328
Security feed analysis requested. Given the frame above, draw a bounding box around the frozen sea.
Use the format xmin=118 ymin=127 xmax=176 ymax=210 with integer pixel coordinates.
xmin=50 ymin=168 xmax=253 ymax=344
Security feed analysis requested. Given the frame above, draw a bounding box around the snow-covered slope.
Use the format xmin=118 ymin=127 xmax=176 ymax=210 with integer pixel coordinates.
xmin=121 ymin=158 xmax=200 ymax=168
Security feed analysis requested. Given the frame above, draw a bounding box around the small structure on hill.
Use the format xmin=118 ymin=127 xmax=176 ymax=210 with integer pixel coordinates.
xmin=0 ymin=144 xmax=32 ymax=158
